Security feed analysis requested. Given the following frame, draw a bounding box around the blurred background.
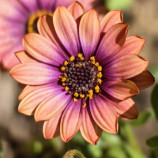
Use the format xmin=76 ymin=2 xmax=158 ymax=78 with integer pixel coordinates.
xmin=1 ymin=0 xmax=158 ymax=157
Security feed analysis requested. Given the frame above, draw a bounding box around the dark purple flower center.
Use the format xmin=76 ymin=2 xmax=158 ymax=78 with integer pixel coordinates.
xmin=59 ymin=54 xmax=103 ymax=104
xmin=26 ymin=10 xmax=53 ymax=33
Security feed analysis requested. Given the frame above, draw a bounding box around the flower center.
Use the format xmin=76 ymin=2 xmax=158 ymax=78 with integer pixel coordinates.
xmin=26 ymin=10 xmax=53 ymax=33
xmin=59 ymin=53 xmax=103 ymax=107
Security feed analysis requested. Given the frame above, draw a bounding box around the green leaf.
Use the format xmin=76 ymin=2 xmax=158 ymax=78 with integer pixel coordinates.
xmin=130 ymin=110 xmax=152 ymax=126
xmin=105 ymin=0 xmax=133 ymax=11
xmin=87 ymin=144 xmax=103 ymax=158
xmin=146 ymin=135 xmax=158 ymax=149
xmin=150 ymin=66 xmax=158 ymax=82
xmin=124 ymin=144 xmax=146 ymax=158
xmin=151 ymin=84 xmax=158 ymax=120
xmin=107 ymin=146 xmax=127 ymax=158
xmin=33 ymin=141 xmax=43 ymax=154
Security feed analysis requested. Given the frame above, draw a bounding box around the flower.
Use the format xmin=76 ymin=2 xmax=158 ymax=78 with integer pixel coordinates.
xmin=10 ymin=2 xmax=154 ymax=145
xmin=0 ymin=0 xmax=94 ymax=70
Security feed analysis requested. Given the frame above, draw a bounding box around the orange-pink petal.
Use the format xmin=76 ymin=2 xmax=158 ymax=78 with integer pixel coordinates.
xmin=80 ymin=107 xmax=102 ymax=145
xmin=60 ymin=100 xmax=81 ymax=142
xmin=114 ymin=98 xmax=139 ymax=120
xmin=68 ymin=1 xmax=85 ymax=19
xmin=43 ymin=114 xmax=61 ymax=139
xmin=79 ymin=9 xmax=100 ymax=58
xmin=34 ymin=91 xmax=71 ymax=121
xmin=102 ymin=80 xmax=139 ymax=100
xmin=104 ymin=54 xmax=148 ymax=79
xmin=18 ymin=82 xmax=59 ymax=115
xmin=101 ymin=10 xmax=123 ymax=33
xmin=131 ymin=70 xmax=155 ymax=90
xmin=23 ymin=33 xmax=68 ymax=66
xmin=116 ymin=36 xmax=145 ymax=58
xmin=15 ymin=51 xmax=38 ymax=63
xmin=53 ymin=6 xmax=80 ymax=56
xmin=96 ymin=23 xmax=128 ymax=64
xmin=10 ymin=63 xmax=60 ymax=85
xmin=89 ymin=95 xmax=118 ymax=134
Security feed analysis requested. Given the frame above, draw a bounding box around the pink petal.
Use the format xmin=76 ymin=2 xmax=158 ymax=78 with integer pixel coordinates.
xmin=15 ymin=51 xmax=38 ymax=63
xmin=101 ymin=10 xmax=123 ymax=33
xmin=68 ymin=1 xmax=85 ymax=19
xmin=23 ymin=33 xmax=68 ymax=66
xmin=10 ymin=63 xmax=60 ymax=85
xmin=103 ymin=54 xmax=148 ymax=79
xmin=34 ymin=91 xmax=71 ymax=121
xmin=131 ymin=70 xmax=155 ymax=90
xmin=43 ymin=114 xmax=61 ymax=139
xmin=60 ymin=100 xmax=81 ymax=142
xmin=102 ymin=80 xmax=139 ymax=100
xmin=80 ymin=107 xmax=102 ymax=145
xmin=89 ymin=95 xmax=118 ymax=134
xmin=53 ymin=6 xmax=80 ymax=56
xmin=18 ymin=82 xmax=59 ymax=115
xmin=18 ymin=0 xmax=38 ymax=12
xmin=39 ymin=0 xmax=56 ymax=10
xmin=79 ymin=9 xmax=100 ymax=58
xmin=113 ymin=98 xmax=139 ymax=120
xmin=0 ymin=0 xmax=29 ymax=22
xmin=2 ymin=50 xmax=20 ymax=70
xmin=95 ymin=23 xmax=128 ymax=64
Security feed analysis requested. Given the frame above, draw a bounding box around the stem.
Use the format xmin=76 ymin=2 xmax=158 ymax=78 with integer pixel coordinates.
xmin=123 ymin=123 xmax=141 ymax=152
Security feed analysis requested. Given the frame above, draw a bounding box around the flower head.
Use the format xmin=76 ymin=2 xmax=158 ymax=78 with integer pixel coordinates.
xmin=0 ymin=0 xmax=94 ymax=70
xmin=10 ymin=2 xmax=154 ymax=145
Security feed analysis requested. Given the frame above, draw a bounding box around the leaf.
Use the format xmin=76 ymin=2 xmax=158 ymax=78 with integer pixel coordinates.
xmin=151 ymin=84 xmax=158 ymax=120
xmin=150 ymin=66 xmax=158 ymax=82
xmin=107 ymin=146 xmax=127 ymax=158
xmin=130 ymin=110 xmax=152 ymax=126
xmin=146 ymin=135 xmax=158 ymax=149
xmin=87 ymin=145 xmax=103 ymax=158
xmin=105 ymin=0 xmax=133 ymax=11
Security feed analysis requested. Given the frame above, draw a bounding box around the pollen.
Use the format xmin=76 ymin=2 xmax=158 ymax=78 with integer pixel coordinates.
xmin=95 ymin=86 xmax=100 ymax=93
xmin=97 ymin=72 xmax=102 ymax=78
xmin=64 ymin=61 xmax=68 ymax=66
xmin=73 ymin=98 xmax=78 ymax=102
xmin=74 ymin=92 xmax=79 ymax=97
xmin=80 ymin=94 xmax=85 ymax=98
xmin=61 ymin=66 xmax=66 ymax=71
xmin=97 ymin=79 xmax=102 ymax=84
xmin=90 ymin=56 xmax=95 ymax=61
xmin=83 ymin=103 xmax=86 ymax=108
xmin=95 ymin=62 xmax=99 ymax=67
xmin=98 ymin=66 xmax=102 ymax=71
xmin=65 ymin=86 xmax=69 ymax=91
xmin=61 ymin=77 xmax=66 ymax=82
xmin=70 ymin=56 xmax=75 ymax=61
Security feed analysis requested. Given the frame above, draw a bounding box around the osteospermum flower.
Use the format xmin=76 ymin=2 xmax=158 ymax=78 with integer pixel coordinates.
xmin=10 ymin=2 xmax=154 ymax=145
xmin=0 ymin=0 xmax=94 ymax=70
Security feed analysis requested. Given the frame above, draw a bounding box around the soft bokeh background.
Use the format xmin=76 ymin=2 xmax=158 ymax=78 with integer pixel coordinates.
xmin=1 ymin=0 xmax=158 ymax=157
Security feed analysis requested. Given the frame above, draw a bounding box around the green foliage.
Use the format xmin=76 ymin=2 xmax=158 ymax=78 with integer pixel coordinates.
xmin=87 ymin=144 xmax=103 ymax=158
xmin=146 ymin=135 xmax=158 ymax=149
xmin=130 ymin=110 xmax=153 ymax=126
xmin=105 ymin=0 xmax=133 ymax=11
xmin=151 ymin=84 xmax=158 ymax=120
